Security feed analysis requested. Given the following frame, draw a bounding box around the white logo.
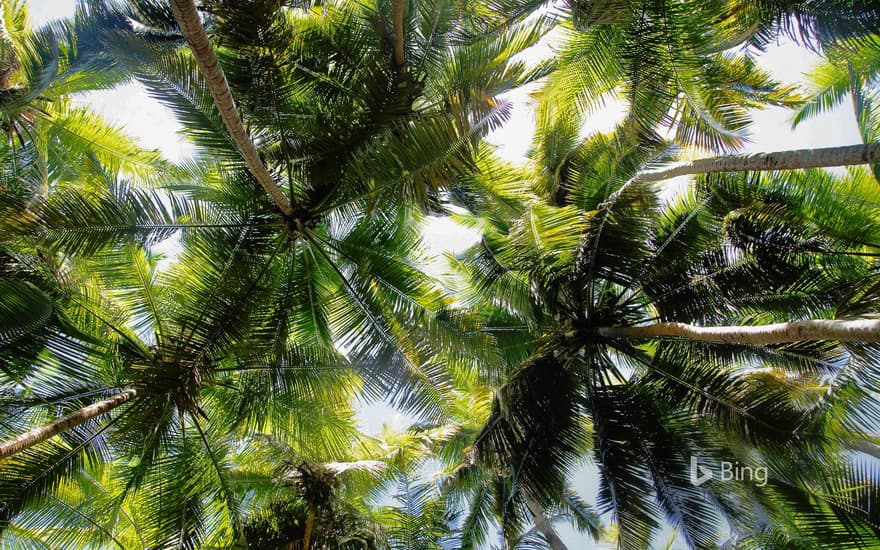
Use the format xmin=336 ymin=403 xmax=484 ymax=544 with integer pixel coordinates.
xmin=689 ymin=456 xmax=768 ymax=487
xmin=690 ymin=456 xmax=713 ymax=486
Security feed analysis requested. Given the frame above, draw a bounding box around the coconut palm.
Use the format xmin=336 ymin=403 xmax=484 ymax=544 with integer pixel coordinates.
xmin=237 ymin=438 xmax=388 ymax=550
xmin=397 ymin=379 xmax=604 ymax=549
xmin=69 ymin=0 xmax=547 ymax=419
xmin=534 ymin=0 xmax=879 ymax=172
xmin=445 ymin=451 xmax=603 ymax=549
xmin=234 ymin=419 xmax=476 ymax=550
xmin=450 ymin=125 xmax=880 ymax=547
xmin=533 ymin=0 xmax=805 ymax=158
xmin=93 ymin=0 xmax=549 ymax=210
xmin=0 ymin=16 xmax=343 ymax=547
xmin=0 ymin=233 xmax=371 ymax=549
xmin=0 ymin=5 xmax=202 ymax=536
xmin=795 ymin=33 xmax=880 ymax=181
xmin=3 ymin=0 xmax=880 ymax=548
xmin=568 ymin=0 xmax=880 ymax=47
xmin=1 ymin=0 xmax=546 ymax=455
xmin=379 ymin=475 xmax=459 ymax=550
xmin=0 ymin=0 xmax=544 ymax=546
xmin=0 ymin=0 xmax=170 ymax=198
xmin=711 ymin=0 xmax=880 ymax=49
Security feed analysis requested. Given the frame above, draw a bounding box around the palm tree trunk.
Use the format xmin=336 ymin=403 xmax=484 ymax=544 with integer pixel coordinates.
xmin=0 ymin=389 xmax=136 ymax=461
xmin=302 ymin=506 xmax=316 ymax=550
xmin=523 ymin=494 xmax=569 ymax=550
xmin=634 ymin=143 xmax=880 ymax=183
xmin=392 ymin=0 xmax=405 ymax=68
xmin=598 ymin=319 xmax=880 ymax=345
xmin=168 ymin=0 xmax=294 ymax=216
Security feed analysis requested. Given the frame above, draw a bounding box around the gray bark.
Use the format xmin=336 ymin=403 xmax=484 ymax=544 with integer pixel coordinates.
xmin=850 ymin=438 xmax=880 ymax=460
xmin=634 ymin=143 xmax=880 ymax=183
xmin=598 ymin=319 xmax=880 ymax=345
xmin=523 ymin=494 xmax=569 ymax=550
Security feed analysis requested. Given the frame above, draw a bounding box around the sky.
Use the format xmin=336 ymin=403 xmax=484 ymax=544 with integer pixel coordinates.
xmin=25 ymin=1 xmax=865 ymax=548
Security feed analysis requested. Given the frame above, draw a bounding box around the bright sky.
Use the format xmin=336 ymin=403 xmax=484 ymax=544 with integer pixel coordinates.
xmin=25 ymin=2 xmax=865 ymax=547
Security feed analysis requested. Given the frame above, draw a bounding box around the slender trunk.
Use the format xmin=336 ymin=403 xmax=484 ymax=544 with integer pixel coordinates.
xmin=634 ymin=143 xmax=880 ymax=183
xmin=302 ymin=506 xmax=315 ymax=550
xmin=0 ymin=389 xmax=137 ymax=461
xmin=392 ymin=0 xmax=405 ymax=68
xmin=523 ymin=494 xmax=569 ymax=550
xmin=848 ymin=63 xmax=867 ymax=143
xmin=598 ymin=319 xmax=880 ymax=345
xmin=168 ymin=0 xmax=294 ymax=216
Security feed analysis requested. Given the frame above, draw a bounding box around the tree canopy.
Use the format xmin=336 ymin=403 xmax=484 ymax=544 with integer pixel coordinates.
xmin=2 ymin=0 xmax=880 ymax=548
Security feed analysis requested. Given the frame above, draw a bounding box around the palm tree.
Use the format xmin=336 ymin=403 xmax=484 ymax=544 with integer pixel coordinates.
xmin=0 ymin=389 xmax=137 ymax=460
xmin=0 ymin=0 xmax=544 ymax=546
xmin=403 ymin=382 xmax=604 ymax=549
xmin=3 ymin=0 xmax=880 ymax=547
xmin=235 ymin=419 xmax=475 ymax=550
xmin=0 ymin=0 xmax=168 ymax=204
xmin=795 ymin=34 xmax=880 ymax=181
xmin=0 ymin=5 xmax=202 ymax=534
xmin=73 ymin=0 xmax=545 ymax=421
xmin=0 ymin=218 xmax=367 ymax=547
xmin=239 ymin=442 xmax=388 ymax=550
xmin=534 ymin=0 xmax=804 ymax=157
xmin=446 ymin=458 xmax=602 ymax=549
xmin=569 ymin=0 xmax=880 ymax=47
xmin=452 ymin=125 xmax=880 ymax=547
xmin=0 ymin=37 xmax=355 ymax=550
xmin=1 ymin=0 xmax=545 ymax=455
xmin=535 ymin=0 xmax=880 ymax=168
xmin=712 ymin=0 xmax=880 ymax=48
xmin=380 ymin=475 xmax=457 ymax=549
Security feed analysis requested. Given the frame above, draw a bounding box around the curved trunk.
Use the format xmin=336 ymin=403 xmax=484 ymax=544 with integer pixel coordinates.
xmin=168 ymin=0 xmax=294 ymax=216
xmin=598 ymin=319 xmax=880 ymax=345
xmin=0 ymin=389 xmax=137 ymax=461
xmin=634 ymin=143 xmax=880 ymax=183
xmin=523 ymin=494 xmax=569 ymax=550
